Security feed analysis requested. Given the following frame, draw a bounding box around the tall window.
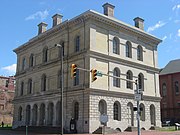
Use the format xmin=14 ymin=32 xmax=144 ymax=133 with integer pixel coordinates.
xmin=113 ymin=101 xmax=121 ymax=121
xmin=175 ymin=81 xmax=179 ymax=95
xmin=113 ymin=68 xmax=120 ymax=87
xmin=28 ymin=79 xmax=32 ymax=94
xmin=74 ymin=69 xmax=79 ymax=86
xmin=43 ymin=47 xmax=48 ymax=63
xmin=140 ymin=103 xmax=145 ymax=121
xmin=57 ymin=70 xmax=62 ymax=88
xmin=18 ymin=106 xmax=23 ymax=121
xmin=137 ymin=45 xmax=143 ymax=61
xmin=126 ymin=70 xmax=133 ymax=89
xmin=126 ymin=41 xmax=132 ymax=58
xmin=162 ymin=83 xmax=167 ymax=97
xmin=41 ymin=74 xmax=46 ymax=91
xmin=73 ymin=102 xmax=79 ymax=120
xmin=22 ymin=58 xmax=26 ymax=70
xmin=113 ymin=37 xmax=119 ymax=54
xmin=138 ymin=73 xmax=144 ymax=90
xmin=29 ymin=54 xmax=34 ymax=67
xmin=20 ymin=81 xmax=24 ymax=96
xmin=75 ymin=36 xmax=80 ymax=52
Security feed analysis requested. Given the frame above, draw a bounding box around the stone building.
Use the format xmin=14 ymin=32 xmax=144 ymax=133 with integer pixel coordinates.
xmin=13 ymin=3 xmax=162 ymax=133
xmin=159 ymin=59 xmax=180 ymax=124
xmin=0 ymin=76 xmax=15 ymax=125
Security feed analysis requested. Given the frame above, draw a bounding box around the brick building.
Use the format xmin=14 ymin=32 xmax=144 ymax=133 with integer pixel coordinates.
xmin=160 ymin=59 xmax=180 ymax=124
xmin=0 ymin=76 xmax=15 ymax=125
xmin=13 ymin=3 xmax=161 ymax=133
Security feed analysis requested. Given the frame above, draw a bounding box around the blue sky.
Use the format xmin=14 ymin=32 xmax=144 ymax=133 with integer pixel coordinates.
xmin=0 ymin=0 xmax=180 ymax=76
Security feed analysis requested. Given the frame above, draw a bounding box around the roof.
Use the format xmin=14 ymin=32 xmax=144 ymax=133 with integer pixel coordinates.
xmin=160 ymin=59 xmax=180 ymax=75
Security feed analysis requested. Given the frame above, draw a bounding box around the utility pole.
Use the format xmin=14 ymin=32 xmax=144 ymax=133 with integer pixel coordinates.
xmin=55 ymin=44 xmax=63 ymax=135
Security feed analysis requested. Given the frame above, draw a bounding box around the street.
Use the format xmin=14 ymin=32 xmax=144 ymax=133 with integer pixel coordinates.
xmin=0 ymin=129 xmax=180 ymax=135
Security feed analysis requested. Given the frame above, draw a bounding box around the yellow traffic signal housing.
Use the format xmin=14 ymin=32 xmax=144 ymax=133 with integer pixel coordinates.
xmin=91 ymin=69 xmax=97 ymax=82
xmin=71 ymin=64 xmax=77 ymax=78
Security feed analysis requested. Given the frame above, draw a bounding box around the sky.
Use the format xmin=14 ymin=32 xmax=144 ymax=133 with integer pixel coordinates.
xmin=0 ymin=0 xmax=180 ymax=76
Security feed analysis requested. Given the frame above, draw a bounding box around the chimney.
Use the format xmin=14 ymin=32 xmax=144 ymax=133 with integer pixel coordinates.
xmin=102 ymin=3 xmax=115 ymax=17
xmin=133 ymin=17 xmax=144 ymax=30
xmin=38 ymin=22 xmax=48 ymax=35
xmin=52 ymin=14 xmax=63 ymax=27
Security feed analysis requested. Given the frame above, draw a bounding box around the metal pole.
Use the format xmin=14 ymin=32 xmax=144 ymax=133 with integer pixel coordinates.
xmin=55 ymin=44 xmax=63 ymax=135
xmin=135 ymin=80 xmax=141 ymax=135
xmin=61 ymin=45 xmax=64 ymax=135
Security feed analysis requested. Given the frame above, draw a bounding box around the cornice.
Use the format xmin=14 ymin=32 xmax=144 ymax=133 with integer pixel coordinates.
xmin=88 ymin=88 xmax=161 ymax=102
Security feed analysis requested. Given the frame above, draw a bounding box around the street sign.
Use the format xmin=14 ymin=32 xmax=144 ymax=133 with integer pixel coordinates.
xmin=97 ymin=71 xmax=103 ymax=77
xmin=100 ymin=114 xmax=108 ymax=123
xmin=134 ymin=93 xmax=142 ymax=101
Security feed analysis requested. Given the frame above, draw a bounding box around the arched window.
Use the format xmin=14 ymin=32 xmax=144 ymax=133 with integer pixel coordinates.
xmin=43 ymin=47 xmax=48 ymax=63
xmin=39 ymin=103 xmax=45 ymax=126
xmin=73 ymin=102 xmax=79 ymax=120
xmin=75 ymin=36 xmax=80 ymax=52
xmin=26 ymin=105 xmax=31 ymax=125
xmin=99 ymin=100 xmax=107 ymax=115
xmin=58 ymin=42 xmax=65 ymax=57
xmin=74 ymin=69 xmax=79 ymax=86
xmin=18 ymin=106 xmax=23 ymax=121
xmin=113 ymin=101 xmax=121 ymax=121
xmin=126 ymin=70 xmax=133 ymax=89
xmin=22 ymin=58 xmax=26 ymax=70
xmin=137 ymin=45 xmax=143 ymax=61
xmin=126 ymin=41 xmax=132 ymax=58
xmin=140 ymin=103 xmax=145 ymax=121
xmin=47 ymin=102 xmax=54 ymax=125
xmin=175 ymin=81 xmax=179 ymax=95
xmin=32 ymin=104 xmax=38 ymax=126
xmin=138 ymin=73 xmax=144 ymax=90
xmin=113 ymin=68 xmax=120 ymax=87
xmin=162 ymin=83 xmax=167 ymax=97
xmin=41 ymin=74 xmax=46 ymax=91
xmin=29 ymin=54 xmax=34 ymax=67
xmin=28 ymin=79 xmax=32 ymax=94
xmin=20 ymin=81 xmax=24 ymax=96
xmin=113 ymin=37 xmax=119 ymax=54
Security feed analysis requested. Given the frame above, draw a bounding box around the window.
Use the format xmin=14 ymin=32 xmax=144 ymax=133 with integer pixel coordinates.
xmin=20 ymin=81 xmax=24 ymax=96
xmin=28 ymin=79 xmax=32 ymax=94
xmin=74 ymin=69 xmax=79 ymax=86
xmin=73 ymin=102 xmax=79 ymax=120
xmin=29 ymin=54 xmax=34 ymax=67
xmin=43 ymin=47 xmax=48 ymax=63
xmin=138 ymin=73 xmax=144 ymax=90
xmin=113 ymin=101 xmax=121 ymax=121
xmin=175 ymin=81 xmax=179 ymax=95
xmin=137 ymin=45 xmax=143 ymax=61
xmin=75 ymin=36 xmax=80 ymax=52
xmin=18 ymin=106 xmax=23 ymax=121
xmin=57 ymin=70 xmax=62 ymax=88
xmin=140 ymin=103 xmax=145 ymax=121
xmin=162 ymin=83 xmax=167 ymax=97
xmin=126 ymin=41 xmax=132 ymax=58
xmin=113 ymin=37 xmax=119 ymax=54
xmin=41 ymin=74 xmax=46 ymax=91
xmin=126 ymin=70 xmax=133 ymax=89
xmin=58 ymin=42 xmax=65 ymax=57
xmin=113 ymin=68 xmax=120 ymax=87
xmin=22 ymin=58 xmax=26 ymax=70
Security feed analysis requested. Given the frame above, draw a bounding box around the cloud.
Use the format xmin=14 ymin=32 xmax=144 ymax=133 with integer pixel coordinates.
xmin=172 ymin=4 xmax=180 ymax=11
xmin=177 ymin=29 xmax=180 ymax=37
xmin=174 ymin=20 xmax=180 ymax=23
xmin=1 ymin=64 xmax=16 ymax=76
xmin=147 ymin=21 xmax=166 ymax=32
xmin=25 ymin=10 xmax=49 ymax=21
xmin=162 ymin=36 xmax=167 ymax=41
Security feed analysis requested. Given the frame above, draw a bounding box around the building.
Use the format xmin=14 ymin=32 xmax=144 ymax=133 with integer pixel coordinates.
xmin=13 ymin=3 xmax=162 ymax=133
xmin=160 ymin=59 xmax=180 ymax=124
xmin=0 ymin=76 xmax=15 ymax=125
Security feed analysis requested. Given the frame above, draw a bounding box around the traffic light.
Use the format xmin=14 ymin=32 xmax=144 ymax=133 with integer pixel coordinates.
xmin=91 ymin=69 xmax=97 ymax=82
xmin=71 ymin=64 xmax=77 ymax=78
